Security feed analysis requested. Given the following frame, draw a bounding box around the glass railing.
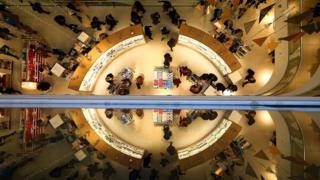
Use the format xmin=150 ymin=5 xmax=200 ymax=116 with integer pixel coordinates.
xmin=262 ymin=0 xmax=302 ymax=95
xmin=0 ymin=106 xmax=318 ymax=180
xmin=280 ymin=111 xmax=305 ymax=178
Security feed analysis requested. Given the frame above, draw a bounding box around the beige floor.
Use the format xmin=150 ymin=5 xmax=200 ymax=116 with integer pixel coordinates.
xmin=96 ymin=109 xmax=225 ymax=151
xmin=0 ymin=0 xmax=303 ymax=179
xmin=92 ymin=39 xmax=225 ymax=96
xmin=3 ymin=1 xmax=276 ymax=96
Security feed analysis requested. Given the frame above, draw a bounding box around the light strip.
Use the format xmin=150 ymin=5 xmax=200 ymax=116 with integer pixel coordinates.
xmin=177 ymin=118 xmax=232 ymax=159
xmin=81 ymin=108 xmax=144 ymax=159
xmin=80 ymin=35 xmax=145 ymax=91
xmin=178 ymin=35 xmax=231 ymax=75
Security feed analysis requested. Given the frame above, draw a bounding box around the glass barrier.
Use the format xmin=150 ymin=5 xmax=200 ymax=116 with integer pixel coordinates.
xmin=0 ymin=107 xmax=318 ymax=180
xmin=262 ymin=0 xmax=302 ymax=95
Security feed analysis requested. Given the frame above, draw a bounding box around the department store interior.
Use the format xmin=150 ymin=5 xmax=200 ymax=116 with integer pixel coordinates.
xmin=0 ymin=0 xmax=320 ymax=179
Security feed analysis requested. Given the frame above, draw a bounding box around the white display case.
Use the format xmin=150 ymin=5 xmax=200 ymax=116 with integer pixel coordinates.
xmin=80 ymin=35 xmax=145 ymax=91
xmin=81 ymin=108 xmax=144 ymax=159
xmin=178 ymin=35 xmax=231 ymax=75
xmin=177 ymin=119 xmax=232 ymax=159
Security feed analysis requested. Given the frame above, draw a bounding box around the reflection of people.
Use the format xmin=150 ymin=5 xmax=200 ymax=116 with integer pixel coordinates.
xmin=190 ymin=84 xmax=202 ymax=94
xmin=136 ymin=75 xmax=144 ymax=89
xmin=37 ymin=81 xmax=51 ymax=91
xmin=143 ymin=153 xmax=152 ymax=168
xmin=0 ymin=45 xmax=19 ymax=59
xmin=245 ymin=111 xmax=256 ymax=126
xmin=105 ymin=109 xmax=113 ymax=119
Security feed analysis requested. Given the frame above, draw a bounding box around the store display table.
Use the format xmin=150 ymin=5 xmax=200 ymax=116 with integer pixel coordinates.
xmin=51 ymin=63 xmax=66 ymax=77
xmin=49 ymin=114 xmax=64 ymax=129
xmin=153 ymin=109 xmax=173 ymax=125
xmin=153 ymin=67 xmax=174 ymax=89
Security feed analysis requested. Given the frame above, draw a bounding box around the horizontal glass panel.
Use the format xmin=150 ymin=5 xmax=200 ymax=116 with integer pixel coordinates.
xmin=0 ymin=108 xmax=318 ymax=179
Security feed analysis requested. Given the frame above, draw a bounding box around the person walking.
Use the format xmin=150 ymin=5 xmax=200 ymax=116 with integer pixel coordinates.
xmin=144 ymin=25 xmax=153 ymax=40
xmin=161 ymin=26 xmax=170 ymax=41
xmin=29 ymin=2 xmax=50 ymax=14
xmin=167 ymin=38 xmax=177 ymax=51
xmin=166 ymin=142 xmax=177 ymax=156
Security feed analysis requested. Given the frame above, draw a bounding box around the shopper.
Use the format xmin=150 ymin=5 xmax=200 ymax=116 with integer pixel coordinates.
xmin=163 ymin=53 xmax=172 ymax=68
xmin=0 ymin=27 xmax=16 ymax=40
xmin=66 ymin=24 xmax=82 ymax=34
xmin=167 ymin=38 xmax=177 ymax=51
xmin=66 ymin=3 xmax=82 ymax=23
xmin=29 ymin=2 xmax=50 ymax=14
xmin=144 ymin=25 xmax=153 ymax=40
xmin=0 ymin=45 xmax=19 ymax=59
xmin=245 ymin=111 xmax=256 ymax=125
xmin=210 ymin=8 xmax=223 ymax=22
xmin=37 ymin=81 xmax=51 ymax=91
xmin=166 ymin=142 xmax=177 ymax=156
xmin=149 ymin=168 xmax=159 ymax=180
xmin=129 ymin=169 xmax=141 ymax=180
xmin=91 ymin=16 xmax=104 ymax=31
xmin=131 ymin=11 xmax=142 ymax=24
xmin=159 ymin=1 xmax=172 ymax=13
xmin=215 ymin=83 xmax=226 ymax=92
xmin=105 ymin=14 xmax=118 ymax=31
xmin=136 ymin=75 xmax=144 ymax=89
xmin=105 ymin=73 xmax=114 ymax=84
xmin=161 ymin=26 xmax=170 ymax=41
xmin=54 ymin=15 xmax=67 ymax=26
xmin=143 ymin=153 xmax=152 ymax=168
xmin=242 ymin=68 xmax=256 ymax=87
xmin=133 ymin=1 xmax=146 ymax=14
xmin=160 ymin=152 xmax=170 ymax=167
xmin=150 ymin=12 xmax=160 ymax=25
xmin=173 ymin=78 xmax=181 ymax=88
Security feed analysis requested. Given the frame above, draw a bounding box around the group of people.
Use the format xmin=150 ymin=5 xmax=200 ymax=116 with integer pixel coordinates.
xmin=90 ymin=14 xmax=118 ymax=31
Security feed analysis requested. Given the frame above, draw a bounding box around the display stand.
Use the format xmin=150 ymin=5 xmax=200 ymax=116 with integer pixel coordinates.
xmin=153 ymin=109 xmax=173 ymax=125
xmin=20 ymin=108 xmax=42 ymax=151
xmin=21 ymin=40 xmax=45 ymax=90
xmin=153 ymin=67 xmax=174 ymax=89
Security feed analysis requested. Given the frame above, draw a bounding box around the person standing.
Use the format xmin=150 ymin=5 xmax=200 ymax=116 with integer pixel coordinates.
xmin=0 ymin=27 xmax=16 ymax=40
xmin=161 ymin=26 xmax=170 ymax=41
xmin=167 ymin=38 xmax=177 ymax=51
xmin=150 ymin=12 xmax=160 ymax=25
xmin=0 ymin=45 xmax=19 ymax=59
xmin=105 ymin=14 xmax=118 ymax=31
xmin=166 ymin=142 xmax=177 ymax=156
xmin=29 ymin=2 xmax=50 ymax=14
xmin=90 ymin=16 xmax=104 ymax=31
xmin=144 ymin=25 xmax=153 ymax=40
xmin=242 ymin=68 xmax=256 ymax=87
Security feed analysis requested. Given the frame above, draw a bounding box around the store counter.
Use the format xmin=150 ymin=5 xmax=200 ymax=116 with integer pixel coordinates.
xmin=69 ymin=109 xmax=144 ymax=169
xmin=68 ymin=25 xmax=146 ymax=91
xmin=178 ymin=24 xmax=241 ymax=75
xmin=178 ymin=119 xmax=241 ymax=171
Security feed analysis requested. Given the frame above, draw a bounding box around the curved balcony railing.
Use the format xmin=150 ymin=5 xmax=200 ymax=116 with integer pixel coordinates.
xmin=261 ymin=0 xmax=302 ymax=96
xmin=280 ymin=111 xmax=305 ymax=178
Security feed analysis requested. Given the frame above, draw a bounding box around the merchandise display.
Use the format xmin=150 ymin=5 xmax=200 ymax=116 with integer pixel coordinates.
xmin=178 ymin=119 xmax=232 ymax=159
xmin=80 ymin=35 xmax=145 ymax=91
xmin=81 ymin=108 xmax=144 ymax=159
